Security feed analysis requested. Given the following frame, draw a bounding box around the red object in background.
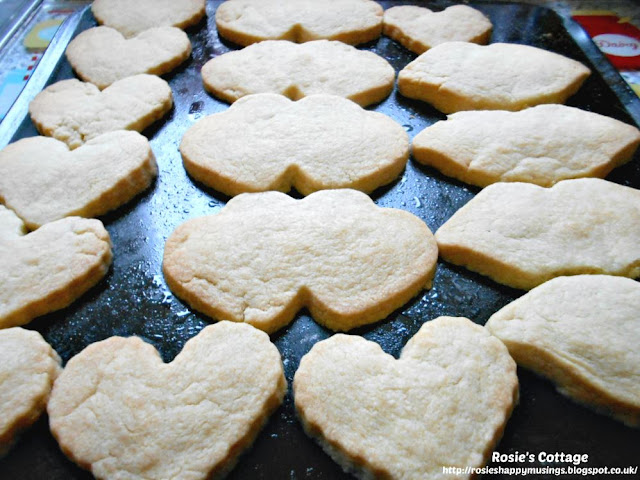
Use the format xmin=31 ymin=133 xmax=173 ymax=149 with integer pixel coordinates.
xmin=573 ymin=12 xmax=640 ymax=69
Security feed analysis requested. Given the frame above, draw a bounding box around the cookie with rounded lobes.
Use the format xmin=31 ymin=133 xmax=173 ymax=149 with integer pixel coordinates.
xmin=66 ymin=26 xmax=191 ymax=89
xmin=180 ymin=93 xmax=408 ymax=196
xmin=48 ymin=321 xmax=286 ymax=480
xmin=0 ymin=206 xmax=112 ymax=328
xmin=215 ymin=0 xmax=382 ymax=46
xmin=0 ymin=131 xmax=157 ymax=230
xmin=92 ymin=0 xmax=206 ymax=38
xmin=201 ymin=40 xmax=394 ymax=107
xmin=435 ymin=178 xmax=640 ymax=290
xmin=486 ymin=275 xmax=640 ymax=427
xmin=294 ymin=316 xmax=518 ymax=480
xmin=412 ymin=105 xmax=640 ymax=187
xmin=29 ymin=74 xmax=173 ymax=149
xmin=0 ymin=328 xmax=61 ymax=457
xmin=398 ymin=42 xmax=590 ymax=113
xmin=163 ymin=189 xmax=437 ymax=333
xmin=383 ymin=5 xmax=492 ymax=54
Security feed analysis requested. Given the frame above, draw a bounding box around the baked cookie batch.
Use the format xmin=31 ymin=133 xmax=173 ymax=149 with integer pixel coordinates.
xmin=0 ymin=0 xmax=639 ymax=479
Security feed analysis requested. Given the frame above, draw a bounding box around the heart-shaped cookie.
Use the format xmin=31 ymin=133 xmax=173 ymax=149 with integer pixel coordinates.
xmin=0 ymin=206 xmax=112 ymax=328
xmin=66 ymin=26 xmax=191 ymax=89
xmin=29 ymin=74 xmax=172 ymax=149
xmin=294 ymin=316 xmax=518 ymax=479
xmin=180 ymin=93 xmax=409 ymax=196
xmin=0 ymin=130 xmax=157 ymax=229
xmin=48 ymin=321 xmax=286 ymax=480
xmin=215 ymin=0 xmax=383 ymax=46
xmin=92 ymin=0 xmax=206 ymax=38
xmin=0 ymin=328 xmax=61 ymax=457
xmin=163 ymin=189 xmax=438 ymax=333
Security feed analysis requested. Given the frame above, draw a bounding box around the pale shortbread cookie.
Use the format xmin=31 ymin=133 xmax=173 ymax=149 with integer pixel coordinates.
xmin=29 ymin=74 xmax=172 ymax=149
xmin=383 ymin=5 xmax=492 ymax=54
xmin=201 ymin=39 xmax=394 ymax=107
xmin=0 ymin=206 xmax=112 ymax=328
xmin=0 ymin=328 xmax=61 ymax=457
xmin=486 ymin=275 xmax=640 ymax=427
xmin=0 ymin=131 xmax=157 ymax=230
xmin=435 ymin=178 xmax=640 ymax=290
xmin=163 ymin=190 xmax=437 ymax=333
xmin=66 ymin=26 xmax=191 ymax=89
xmin=294 ymin=316 xmax=518 ymax=479
xmin=92 ymin=0 xmax=206 ymax=38
xmin=180 ymin=93 xmax=408 ymax=196
xmin=398 ymin=42 xmax=590 ymax=113
xmin=215 ymin=0 xmax=382 ymax=46
xmin=412 ymin=105 xmax=640 ymax=187
xmin=48 ymin=321 xmax=286 ymax=480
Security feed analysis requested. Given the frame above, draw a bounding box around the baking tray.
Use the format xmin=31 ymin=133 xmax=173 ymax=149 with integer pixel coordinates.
xmin=1 ymin=1 xmax=639 ymax=479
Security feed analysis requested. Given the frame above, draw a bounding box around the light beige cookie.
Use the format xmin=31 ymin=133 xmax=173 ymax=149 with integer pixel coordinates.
xmin=29 ymin=74 xmax=172 ymax=149
xmin=435 ymin=178 xmax=640 ymax=290
xmin=215 ymin=0 xmax=383 ymax=46
xmin=0 ymin=206 xmax=112 ymax=328
xmin=66 ymin=26 xmax=191 ymax=89
xmin=48 ymin=321 xmax=286 ymax=480
xmin=0 ymin=328 xmax=61 ymax=457
xmin=92 ymin=0 xmax=206 ymax=38
xmin=201 ymin=39 xmax=394 ymax=107
xmin=294 ymin=316 xmax=518 ymax=479
xmin=0 ymin=131 xmax=157 ymax=230
xmin=398 ymin=42 xmax=590 ymax=113
xmin=383 ymin=5 xmax=492 ymax=54
xmin=486 ymin=275 xmax=640 ymax=427
xmin=412 ymin=105 xmax=640 ymax=187
xmin=180 ymin=93 xmax=408 ymax=196
xmin=163 ymin=189 xmax=437 ymax=333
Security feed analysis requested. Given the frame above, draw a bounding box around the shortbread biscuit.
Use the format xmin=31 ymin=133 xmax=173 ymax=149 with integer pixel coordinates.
xmin=201 ymin=40 xmax=394 ymax=107
xmin=66 ymin=26 xmax=191 ymax=89
xmin=92 ymin=0 xmax=206 ymax=38
xmin=0 ymin=328 xmax=61 ymax=457
xmin=29 ymin=74 xmax=172 ymax=149
xmin=0 ymin=206 xmax=112 ymax=328
xmin=215 ymin=0 xmax=382 ymax=46
xmin=49 ymin=321 xmax=286 ymax=480
xmin=486 ymin=275 xmax=640 ymax=427
xmin=180 ymin=94 xmax=408 ymax=196
xmin=294 ymin=316 xmax=518 ymax=480
xmin=383 ymin=5 xmax=492 ymax=54
xmin=412 ymin=105 xmax=640 ymax=187
xmin=435 ymin=178 xmax=640 ymax=290
xmin=398 ymin=42 xmax=590 ymax=113
xmin=163 ymin=190 xmax=437 ymax=333
xmin=0 ymin=131 xmax=157 ymax=229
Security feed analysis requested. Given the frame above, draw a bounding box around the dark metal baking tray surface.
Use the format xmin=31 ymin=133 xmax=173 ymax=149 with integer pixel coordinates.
xmin=0 ymin=1 xmax=639 ymax=479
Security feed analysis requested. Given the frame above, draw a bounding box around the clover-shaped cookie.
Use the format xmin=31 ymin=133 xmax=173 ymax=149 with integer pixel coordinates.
xmin=383 ymin=5 xmax=492 ymax=54
xmin=435 ymin=178 xmax=640 ymax=290
xmin=163 ymin=190 xmax=438 ymax=333
xmin=0 ymin=328 xmax=61 ymax=457
xmin=294 ymin=316 xmax=518 ymax=479
xmin=487 ymin=275 xmax=640 ymax=427
xmin=0 ymin=206 xmax=112 ymax=328
xmin=412 ymin=105 xmax=640 ymax=187
xmin=92 ymin=0 xmax=206 ymax=38
xmin=66 ymin=26 xmax=191 ymax=89
xmin=0 ymin=131 xmax=157 ymax=229
xmin=48 ymin=321 xmax=285 ymax=480
xmin=215 ymin=0 xmax=383 ymax=46
xmin=29 ymin=74 xmax=172 ymax=149
xmin=180 ymin=94 xmax=408 ymax=196
xmin=201 ymin=40 xmax=395 ymax=107
xmin=398 ymin=42 xmax=590 ymax=113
